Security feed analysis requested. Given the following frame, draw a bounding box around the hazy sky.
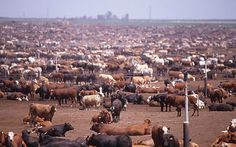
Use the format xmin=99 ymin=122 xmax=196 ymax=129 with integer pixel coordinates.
xmin=0 ymin=0 xmax=236 ymax=19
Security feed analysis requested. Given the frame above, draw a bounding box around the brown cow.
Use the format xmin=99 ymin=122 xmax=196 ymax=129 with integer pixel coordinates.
xmin=90 ymin=123 xmax=128 ymax=135
xmin=126 ymin=119 xmax=152 ymax=135
xmin=0 ymin=131 xmax=27 ymax=147
xmin=211 ymin=132 xmax=236 ymax=147
xmin=168 ymin=94 xmax=200 ymax=116
xmin=0 ymin=91 xmax=4 ymax=98
xmin=29 ymin=103 xmax=56 ymax=126
xmin=208 ymin=88 xmax=230 ymax=103
xmin=90 ymin=108 xmax=113 ymax=124
xmin=51 ymin=87 xmax=78 ymax=106
xmin=112 ymin=73 xmax=125 ymax=81
xmin=79 ymin=89 xmax=97 ymax=96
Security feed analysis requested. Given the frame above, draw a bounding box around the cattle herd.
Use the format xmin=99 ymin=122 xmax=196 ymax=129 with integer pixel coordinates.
xmin=0 ymin=19 xmax=236 ymax=146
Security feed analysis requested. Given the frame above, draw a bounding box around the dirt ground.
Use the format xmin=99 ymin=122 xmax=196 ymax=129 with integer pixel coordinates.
xmin=0 ymin=80 xmax=235 ymax=147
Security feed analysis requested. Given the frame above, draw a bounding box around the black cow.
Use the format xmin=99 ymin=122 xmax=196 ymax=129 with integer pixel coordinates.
xmin=125 ymin=93 xmax=145 ymax=104
xmin=226 ymin=101 xmax=236 ymax=107
xmin=208 ymin=103 xmax=234 ymax=111
xmin=86 ymin=134 xmax=132 ymax=147
xmin=40 ymin=135 xmax=85 ymax=147
xmin=111 ymin=92 xmax=128 ymax=111
xmin=63 ymin=73 xmax=75 ymax=83
xmin=36 ymin=84 xmax=50 ymax=100
xmin=162 ymin=134 xmax=180 ymax=147
xmin=109 ymin=99 xmax=123 ymax=123
xmin=22 ymin=130 xmax=40 ymax=147
xmin=38 ymin=123 xmax=74 ymax=137
xmin=124 ymin=83 xmax=136 ymax=93
xmin=148 ymin=93 xmax=169 ymax=112
xmin=102 ymin=83 xmax=115 ymax=97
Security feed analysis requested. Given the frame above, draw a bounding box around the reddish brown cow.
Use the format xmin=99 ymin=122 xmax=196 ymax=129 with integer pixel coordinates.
xmin=0 ymin=91 xmax=4 ymax=98
xmin=168 ymin=94 xmax=199 ymax=116
xmin=51 ymin=87 xmax=78 ymax=106
xmin=0 ymin=131 xmax=27 ymax=147
xmin=90 ymin=108 xmax=113 ymax=124
xmin=90 ymin=123 xmax=128 ymax=135
xmin=79 ymin=89 xmax=97 ymax=96
xmin=112 ymin=73 xmax=125 ymax=81
xmin=211 ymin=132 xmax=236 ymax=147
xmin=126 ymin=119 xmax=152 ymax=135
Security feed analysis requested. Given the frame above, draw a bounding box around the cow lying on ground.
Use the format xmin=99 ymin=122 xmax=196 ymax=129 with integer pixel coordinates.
xmin=29 ymin=103 xmax=57 ymax=126
xmin=90 ymin=119 xmax=151 ymax=136
xmin=226 ymin=119 xmax=236 ymax=132
xmin=86 ymin=133 xmax=132 ymax=147
xmin=208 ymin=103 xmax=234 ymax=111
xmin=40 ymin=135 xmax=85 ymax=147
xmin=23 ymin=114 xmax=44 ymax=125
xmin=126 ymin=119 xmax=152 ymax=135
xmin=38 ymin=123 xmax=74 ymax=137
xmin=90 ymin=108 xmax=113 ymax=124
xmin=211 ymin=131 xmax=236 ymax=147
xmin=7 ymin=92 xmax=28 ymax=101
xmin=22 ymin=129 xmax=40 ymax=147
xmin=134 ymin=138 xmax=154 ymax=146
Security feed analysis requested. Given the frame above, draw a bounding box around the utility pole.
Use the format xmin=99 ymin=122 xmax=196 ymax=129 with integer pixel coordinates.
xmin=183 ymin=71 xmax=189 ymax=147
xmin=204 ymin=59 xmax=208 ymax=98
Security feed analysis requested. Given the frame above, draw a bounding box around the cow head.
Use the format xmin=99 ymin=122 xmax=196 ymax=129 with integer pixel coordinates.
xmin=162 ymin=134 xmax=179 ymax=147
xmin=64 ymin=123 xmax=74 ymax=131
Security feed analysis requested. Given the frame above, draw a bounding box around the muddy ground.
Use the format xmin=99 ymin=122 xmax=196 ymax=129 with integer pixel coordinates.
xmin=0 ymin=80 xmax=235 ymax=147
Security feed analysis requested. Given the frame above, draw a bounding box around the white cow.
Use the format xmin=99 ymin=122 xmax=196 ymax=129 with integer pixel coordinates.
xmin=81 ymin=95 xmax=102 ymax=109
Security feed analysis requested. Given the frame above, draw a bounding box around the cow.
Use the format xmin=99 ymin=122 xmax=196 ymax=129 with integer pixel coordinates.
xmin=109 ymin=98 xmax=123 ymax=122
xmin=101 ymin=83 xmax=115 ymax=97
xmin=38 ymin=123 xmax=74 ymax=137
xmin=132 ymin=76 xmax=145 ymax=85
xmin=112 ymin=73 xmax=125 ymax=81
xmin=124 ymin=83 xmax=137 ymax=93
xmin=211 ymin=132 xmax=236 ymax=147
xmin=0 ymin=90 xmax=4 ymax=98
xmin=0 ymin=131 xmax=27 ymax=147
xmin=7 ymin=92 xmax=29 ymax=101
xmin=226 ymin=119 xmax=236 ymax=132
xmin=208 ymin=103 xmax=234 ymax=111
xmin=208 ymin=88 xmax=230 ymax=103
xmin=23 ymin=114 xmax=44 ymax=125
xmin=136 ymin=87 xmax=160 ymax=93
xmin=79 ymin=89 xmax=98 ymax=96
xmin=126 ymin=119 xmax=152 ymax=136
xmin=51 ymin=87 xmax=77 ymax=106
xmin=226 ymin=101 xmax=236 ymax=107
xmin=90 ymin=108 xmax=113 ymax=124
xmin=90 ymin=123 xmax=128 ymax=135
xmin=86 ymin=134 xmax=132 ymax=147
xmin=151 ymin=124 xmax=172 ymax=147
xmin=147 ymin=93 xmax=169 ymax=112
xmin=21 ymin=130 xmax=40 ymax=147
xmin=99 ymin=74 xmax=116 ymax=84
xmin=35 ymin=84 xmax=51 ymax=100
xmin=134 ymin=138 xmax=154 ymax=146
xmin=29 ymin=103 xmax=57 ymax=126
xmin=40 ymin=135 xmax=85 ymax=147
xmin=80 ymin=94 xmax=102 ymax=109
xmin=125 ymin=93 xmax=146 ymax=104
